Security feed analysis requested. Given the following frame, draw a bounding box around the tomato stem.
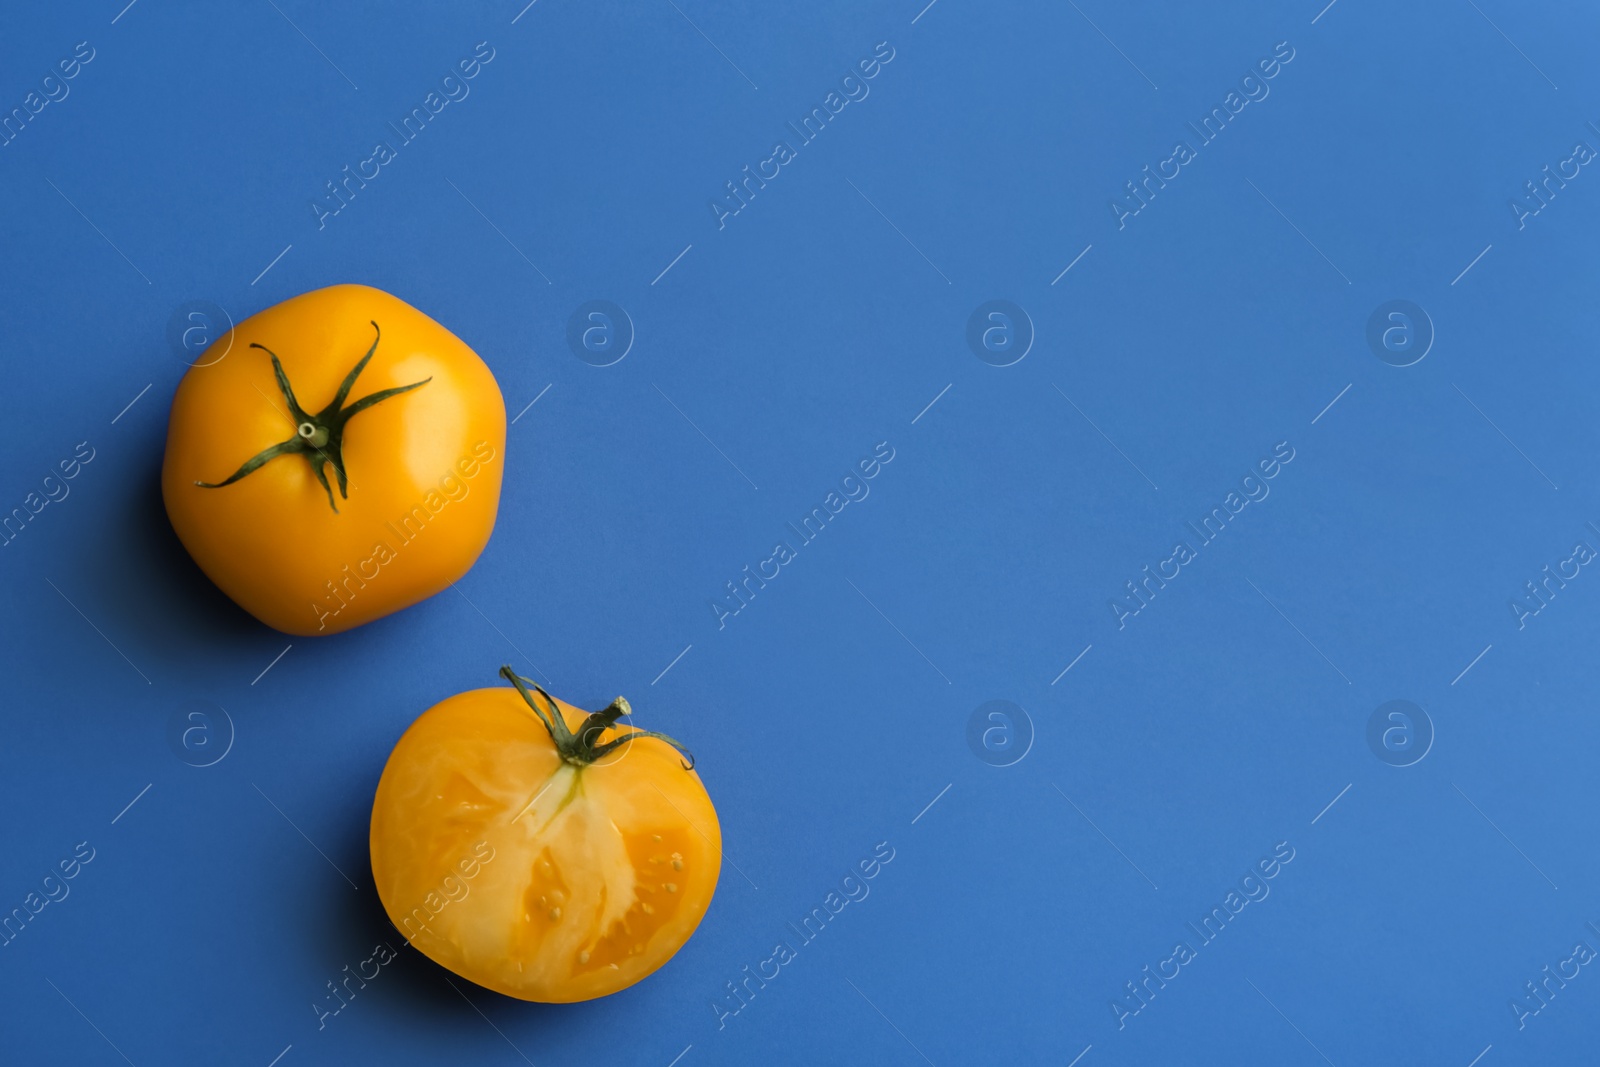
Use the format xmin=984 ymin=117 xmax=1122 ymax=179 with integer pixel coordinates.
xmin=193 ymin=320 xmax=432 ymax=513
xmin=499 ymin=666 xmax=696 ymax=770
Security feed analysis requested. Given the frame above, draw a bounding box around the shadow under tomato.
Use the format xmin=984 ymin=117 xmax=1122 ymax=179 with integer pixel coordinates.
xmin=94 ymin=458 xmax=264 ymax=655
xmin=327 ymin=867 xmax=577 ymax=1029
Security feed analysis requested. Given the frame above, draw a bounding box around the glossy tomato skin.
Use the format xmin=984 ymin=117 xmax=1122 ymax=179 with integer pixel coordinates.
xmin=162 ymin=284 xmax=505 ymax=635
xmin=370 ymin=687 xmax=721 ymax=1003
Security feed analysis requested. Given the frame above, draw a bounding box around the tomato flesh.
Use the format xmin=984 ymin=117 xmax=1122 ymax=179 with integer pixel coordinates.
xmin=370 ymin=687 xmax=720 ymax=1002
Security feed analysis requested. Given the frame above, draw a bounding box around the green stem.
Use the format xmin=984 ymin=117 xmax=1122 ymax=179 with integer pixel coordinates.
xmin=498 ymin=666 xmax=696 ymax=770
xmin=195 ymin=320 xmax=431 ymax=513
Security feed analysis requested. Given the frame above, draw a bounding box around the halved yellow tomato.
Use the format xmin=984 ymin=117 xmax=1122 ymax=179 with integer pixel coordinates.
xmin=161 ymin=284 xmax=505 ymax=636
xmin=370 ymin=669 xmax=720 ymax=1002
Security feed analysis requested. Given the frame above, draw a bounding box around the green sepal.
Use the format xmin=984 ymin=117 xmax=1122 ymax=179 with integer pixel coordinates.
xmin=197 ymin=320 xmax=430 ymax=513
xmin=498 ymin=665 xmax=696 ymax=770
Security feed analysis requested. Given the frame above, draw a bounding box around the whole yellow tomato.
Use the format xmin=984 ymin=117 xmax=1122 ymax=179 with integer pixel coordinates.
xmin=162 ymin=284 xmax=505 ymax=635
xmin=370 ymin=669 xmax=721 ymax=1003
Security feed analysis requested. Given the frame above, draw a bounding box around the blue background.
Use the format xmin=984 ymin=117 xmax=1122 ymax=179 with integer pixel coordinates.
xmin=1 ymin=0 xmax=1597 ymax=1063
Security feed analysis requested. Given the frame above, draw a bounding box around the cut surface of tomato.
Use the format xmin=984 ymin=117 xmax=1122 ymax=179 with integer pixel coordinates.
xmin=370 ymin=673 xmax=719 ymax=1002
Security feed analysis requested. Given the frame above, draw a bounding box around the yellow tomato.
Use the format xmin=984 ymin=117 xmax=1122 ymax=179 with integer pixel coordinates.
xmin=370 ymin=669 xmax=721 ymax=1003
xmin=161 ymin=284 xmax=505 ymax=636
